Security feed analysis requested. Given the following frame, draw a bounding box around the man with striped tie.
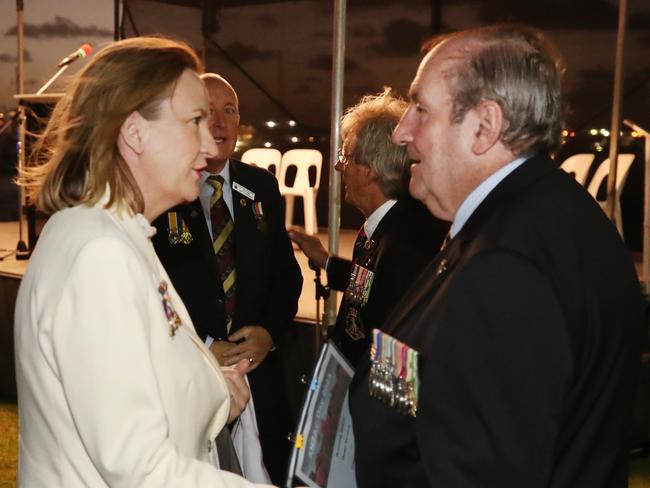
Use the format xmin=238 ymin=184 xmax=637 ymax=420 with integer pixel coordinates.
xmin=152 ymin=73 xmax=302 ymax=484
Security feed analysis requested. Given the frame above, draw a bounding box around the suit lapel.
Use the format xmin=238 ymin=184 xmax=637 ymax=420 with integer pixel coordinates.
xmin=458 ymin=154 xmax=556 ymax=242
xmin=355 ymin=200 xmax=404 ymax=268
xmin=229 ymin=161 xmax=258 ymax=257
xmin=381 ymin=235 xmax=463 ymax=336
xmin=366 ymin=200 xmax=402 ymax=244
xmin=172 ymin=199 xmax=223 ymax=302
xmin=180 ymin=200 xmax=217 ymax=272
xmin=372 ymin=199 xmax=408 ymax=240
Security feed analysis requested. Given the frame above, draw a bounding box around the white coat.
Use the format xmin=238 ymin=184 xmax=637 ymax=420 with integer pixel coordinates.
xmin=14 ymin=199 xmax=275 ymax=487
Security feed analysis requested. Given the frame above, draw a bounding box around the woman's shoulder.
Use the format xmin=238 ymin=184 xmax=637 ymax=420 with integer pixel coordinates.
xmin=34 ymin=204 xmax=136 ymax=266
xmin=44 ymin=204 xmax=125 ymax=241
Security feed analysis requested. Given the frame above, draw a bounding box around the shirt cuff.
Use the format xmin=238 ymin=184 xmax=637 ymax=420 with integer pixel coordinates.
xmin=205 ymin=335 xmax=215 ymax=348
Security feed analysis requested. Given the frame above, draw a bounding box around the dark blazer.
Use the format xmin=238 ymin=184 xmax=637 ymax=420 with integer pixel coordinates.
xmin=326 ymin=198 xmax=448 ymax=366
xmin=349 ymin=154 xmax=644 ymax=488
xmin=152 ymin=159 xmax=302 ymax=484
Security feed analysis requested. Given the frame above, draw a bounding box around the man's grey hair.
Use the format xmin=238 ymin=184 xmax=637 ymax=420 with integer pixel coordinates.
xmin=424 ymin=24 xmax=565 ymax=156
xmin=341 ymin=88 xmax=411 ymax=198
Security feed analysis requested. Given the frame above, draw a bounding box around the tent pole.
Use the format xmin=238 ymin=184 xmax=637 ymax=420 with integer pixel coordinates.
xmin=114 ymin=0 xmax=120 ymax=40
xmin=322 ymin=0 xmax=346 ymax=343
xmin=605 ymin=0 xmax=628 ymax=226
xmin=625 ymin=120 xmax=650 ymax=291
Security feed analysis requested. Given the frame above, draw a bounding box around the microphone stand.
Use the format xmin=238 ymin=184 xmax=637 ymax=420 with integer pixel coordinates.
xmin=309 ymin=260 xmax=330 ymax=361
xmin=14 ymin=0 xmax=28 ymax=259
xmin=37 ymin=64 xmax=70 ymax=95
xmin=14 ymin=62 xmax=70 ymax=259
xmin=15 ymin=103 xmax=28 ymax=260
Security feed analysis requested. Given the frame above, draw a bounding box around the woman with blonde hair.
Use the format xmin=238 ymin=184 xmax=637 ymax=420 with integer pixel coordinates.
xmin=15 ymin=36 xmax=274 ymax=487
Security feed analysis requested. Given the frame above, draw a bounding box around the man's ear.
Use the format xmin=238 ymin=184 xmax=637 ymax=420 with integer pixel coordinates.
xmin=471 ymin=100 xmax=504 ymax=155
xmin=119 ymin=111 xmax=146 ymax=155
xmin=363 ymin=163 xmax=380 ymax=182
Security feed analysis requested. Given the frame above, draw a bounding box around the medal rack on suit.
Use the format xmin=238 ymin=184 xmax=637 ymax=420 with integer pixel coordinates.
xmin=326 ymin=197 xmax=448 ymax=367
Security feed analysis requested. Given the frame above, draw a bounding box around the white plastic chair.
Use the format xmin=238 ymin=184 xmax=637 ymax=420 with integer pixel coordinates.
xmin=278 ymin=149 xmax=323 ymax=235
xmin=241 ymin=148 xmax=282 ymax=176
xmin=560 ymin=153 xmax=595 ymax=186
xmin=586 ymin=154 xmax=635 ymax=237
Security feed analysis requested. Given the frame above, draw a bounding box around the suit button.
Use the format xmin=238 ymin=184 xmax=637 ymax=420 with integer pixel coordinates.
xmin=207 ymin=439 xmax=212 ymax=452
xmin=216 ymin=299 xmax=224 ymax=306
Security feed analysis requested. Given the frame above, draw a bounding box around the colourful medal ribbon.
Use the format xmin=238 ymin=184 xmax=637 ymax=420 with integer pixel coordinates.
xmin=408 ymin=347 xmax=419 ymax=416
xmin=167 ymin=212 xmax=180 ymax=244
xmin=362 ymin=270 xmax=374 ymax=305
xmin=376 ymin=329 xmax=382 ymax=362
xmin=399 ymin=344 xmax=408 ymax=381
xmin=347 ymin=264 xmax=360 ymax=296
xmin=168 ymin=212 xmax=178 ymax=234
xmin=180 ymin=220 xmax=193 ymax=244
xmin=253 ymin=201 xmax=264 ymax=219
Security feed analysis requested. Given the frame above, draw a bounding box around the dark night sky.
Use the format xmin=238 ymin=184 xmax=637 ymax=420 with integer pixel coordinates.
xmin=1 ymin=0 xmax=649 ymax=132
xmin=0 ymin=0 xmax=649 ymax=243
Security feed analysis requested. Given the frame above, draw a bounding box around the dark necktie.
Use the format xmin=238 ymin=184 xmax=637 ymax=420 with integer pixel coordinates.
xmin=352 ymin=226 xmax=368 ymax=262
xmin=214 ymin=425 xmax=242 ymax=475
xmin=207 ymin=175 xmax=236 ymax=332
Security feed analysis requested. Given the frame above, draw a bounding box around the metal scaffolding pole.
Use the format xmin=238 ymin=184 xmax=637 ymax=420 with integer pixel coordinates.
xmin=321 ymin=0 xmax=346 ymax=344
xmin=605 ymin=0 xmax=628 ymax=224
xmin=625 ymin=120 xmax=650 ymax=291
xmin=15 ymin=0 xmax=29 ymax=258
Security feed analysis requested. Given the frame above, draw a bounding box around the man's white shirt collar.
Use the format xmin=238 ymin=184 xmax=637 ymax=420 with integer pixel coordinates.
xmin=200 ymin=159 xmax=232 ymax=187
xmin=450 ymin=156 xmax=528 ymax=238
xmin=364 ymin=199 xmax=397 ymax=239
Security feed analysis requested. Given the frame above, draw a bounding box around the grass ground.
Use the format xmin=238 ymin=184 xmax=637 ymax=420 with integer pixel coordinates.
xmin=631 ymin=455 xmax=650 ymax=488
xmin=0 ymin=404 xmax=17 ymax=488
xmin=1 ymin=401 xmax=650 ymax=487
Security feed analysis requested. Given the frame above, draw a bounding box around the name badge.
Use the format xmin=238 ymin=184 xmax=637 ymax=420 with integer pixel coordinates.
xmin=232 ymin=181 xmax=255 ymax=200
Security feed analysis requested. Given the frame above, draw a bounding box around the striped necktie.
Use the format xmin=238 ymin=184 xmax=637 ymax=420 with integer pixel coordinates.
xmin=207 ymin=175 xmax=236 ymax=332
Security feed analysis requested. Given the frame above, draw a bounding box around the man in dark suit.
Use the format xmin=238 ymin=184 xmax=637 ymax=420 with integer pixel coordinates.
xmin=290 ymin=89 xmax=448 ymax=367
xmin=349 ymin=25 xmax=644 ymax=487
xmin=152 ymin=73 xmax=302 ymax=484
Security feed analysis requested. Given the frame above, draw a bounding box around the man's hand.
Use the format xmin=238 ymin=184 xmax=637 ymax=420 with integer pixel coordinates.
xmin=222 ymin=358 xmax=251 ymax=423
xmin=209 ymin=340 xmax=237 ymax=366
xmin=222 ymin=325 xmax=273 ymax=371
xmin=288 ymin=229 xmax=329 ymax=269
